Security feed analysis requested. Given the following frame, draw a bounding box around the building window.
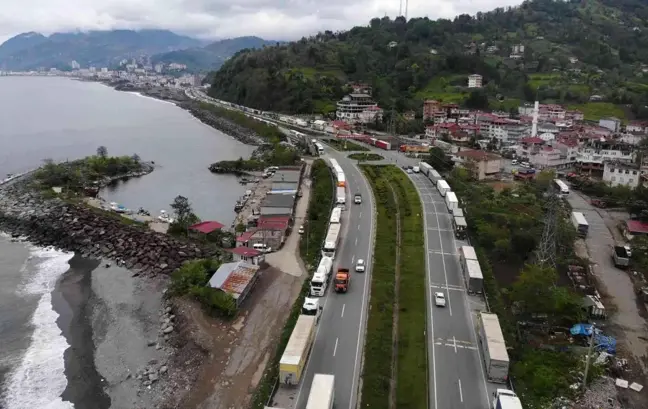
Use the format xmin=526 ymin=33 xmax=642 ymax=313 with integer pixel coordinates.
xmin=611 ymin=176 xmax=616 ymax=181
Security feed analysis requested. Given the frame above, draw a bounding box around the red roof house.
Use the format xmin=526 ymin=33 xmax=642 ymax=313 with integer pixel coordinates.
xmin=189 ymin=221 xmax=225 ymax=234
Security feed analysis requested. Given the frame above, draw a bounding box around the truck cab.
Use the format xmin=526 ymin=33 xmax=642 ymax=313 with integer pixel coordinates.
xmin=613 ymin=245 xmax=630 ymax=268
xmin=334 ymin=269 xmax=350 ymax=293
xmin=301 ymin=297 xmax=323 ymax=323
xmin=492 ymin=389 xmax=523 ymax=409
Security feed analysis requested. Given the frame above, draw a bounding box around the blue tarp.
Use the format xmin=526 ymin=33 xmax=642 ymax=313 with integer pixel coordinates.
xmin=570 ymin=324 xmax=617 ymax=354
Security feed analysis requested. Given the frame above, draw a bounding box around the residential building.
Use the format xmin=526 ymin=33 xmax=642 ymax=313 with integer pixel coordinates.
xmin=599 ymin=117 xmax=622 ymax=133
xmin=207 ymin=261 xmax=260 ymax=308
xmin=626 ymin=121 xmax=648 ymax=134
xmin=468 ymin=74 xmax=483 ymax=88
xmin=70 ymin=60 xmax=80 ymax=69
xmin=260 ymin=194 xmax=296 ymax=216
xmin=349 ymin=83 xmax=372 ymax=95
xmin=512 ymin=44 xmax=525 ymax=54
xmin=227 ymin=247 xmax=265 ymax=266
xmin=453 ymin=149 xmax=502 ymax=180
xmin=188 ymin=221 xmax=224 ymax=236
xmin=575 ymin=141 xmax=635 ymax=172
xmin=336 ymin=93 xmax=383 ymax=124
xmin=603 ymin=161 xmax=644 ymax=189
xmin=426 ymin=123 xmax=479 ymax=143
xmin=269 ymin=169 xmax=301 ymax=195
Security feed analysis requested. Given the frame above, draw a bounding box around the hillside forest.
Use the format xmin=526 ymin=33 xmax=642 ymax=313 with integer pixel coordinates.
xmin=209 ymin=0 xmax=648 ymax=123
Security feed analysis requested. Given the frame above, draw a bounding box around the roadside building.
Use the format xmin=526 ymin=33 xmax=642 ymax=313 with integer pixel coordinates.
xmin=189 ymin=221 xmax=224 ymax=235
xmin=260 ymin=194 xmax=296 ymax=216
xmin=454 ymin=149 xmax=502 ymax=180
xmin=468 ymin=74 xmax=483 ymax=88
xmin=236 ymin=215 xmax=290 ymax=250
xmin=227 ymin=247 xmax=265 ymax=266
xmin=269 ymin=169 xmax=301 ymax=195
xmin=603 ymin=161 xmax=644 ymax=189
xmin=623 ymin=220 xmax=648 ymax=240
xmin=207 ymin=261 xmax=260 ymax=308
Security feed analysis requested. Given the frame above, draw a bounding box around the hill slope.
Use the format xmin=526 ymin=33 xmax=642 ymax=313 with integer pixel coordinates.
xmin=151 ymin=36 xmax=279 ymax=72
xmin=0 ymin=30 xmax=202 ymax=70
xmin=208 ymin=0 xmax=648 ymax=118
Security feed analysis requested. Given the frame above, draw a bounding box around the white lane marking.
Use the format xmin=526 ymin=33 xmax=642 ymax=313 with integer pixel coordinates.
xmin=355 ymin=237 xmax=358 ymax=246
xmin=453 ymin=336 xmax=458 ymax=354
xmin=333 ymin=338 xmax=339 ymax=356
xmin=430 ymin=199 xmax=453 ymax=317
xmin=357 ymin=224 xmax=360 ymax=230
xmin=458 ymin=379 xmax=464 ymax=403
xmin=359 ymin=211 xmax=362 ymax=218
xmin=341 ymin=304 xmax=346 ymax=318
xmin=352 ymin=255 xmax=355 ymax=264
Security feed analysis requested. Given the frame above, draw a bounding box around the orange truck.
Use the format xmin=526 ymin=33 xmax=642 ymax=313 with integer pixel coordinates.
xmin=334 ymin=268 xmax=350 ymax=293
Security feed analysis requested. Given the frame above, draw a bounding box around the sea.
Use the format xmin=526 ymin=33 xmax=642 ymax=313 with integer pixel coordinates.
xmin=0 ymin=76 xmax=255 ymax=408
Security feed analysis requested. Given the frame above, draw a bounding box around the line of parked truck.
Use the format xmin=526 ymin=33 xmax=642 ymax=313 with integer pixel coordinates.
xmin=417 ymin=161 xmax=522 ymax=409
xmin=271 ymin=157 xmax=355 ymax=409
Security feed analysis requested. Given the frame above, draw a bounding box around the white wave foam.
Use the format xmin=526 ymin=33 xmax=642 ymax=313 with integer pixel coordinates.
xmin=127 ymin=91 xmax=177 ymax=106
xmin=3 ymin=247 xmax=75 ymax=409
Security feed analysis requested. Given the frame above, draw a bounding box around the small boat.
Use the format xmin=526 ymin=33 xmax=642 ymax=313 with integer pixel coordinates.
xmin=110 ymin=202 xmax=128 ymax=213
xmin=234 ymin=201 xmax=244 ymax=212
xmin=158 ymin=210 xmax=174 ymax=223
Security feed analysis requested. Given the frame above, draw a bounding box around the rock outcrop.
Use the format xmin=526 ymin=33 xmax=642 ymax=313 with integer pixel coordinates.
xmin=0 ymin=181 xmax=217 ymax=275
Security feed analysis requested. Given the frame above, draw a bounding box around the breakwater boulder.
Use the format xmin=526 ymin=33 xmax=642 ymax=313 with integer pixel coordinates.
xmin=178 ymin=102 xmax=265 ymax=146
xmin=0 ymin=184 xmax=217 ymax=276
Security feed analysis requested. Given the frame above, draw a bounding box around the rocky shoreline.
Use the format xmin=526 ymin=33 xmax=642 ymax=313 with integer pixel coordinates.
xmin=0 ymin=180 xmax=218 ymax=277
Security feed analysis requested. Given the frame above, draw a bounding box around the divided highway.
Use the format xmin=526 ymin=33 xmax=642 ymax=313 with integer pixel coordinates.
xmin=292 ymin=145 xmax=375 ymax=409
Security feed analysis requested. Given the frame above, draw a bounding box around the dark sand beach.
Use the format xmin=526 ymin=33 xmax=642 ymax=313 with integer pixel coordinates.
xmin=53 ymin=254 xmax=111 ymax=409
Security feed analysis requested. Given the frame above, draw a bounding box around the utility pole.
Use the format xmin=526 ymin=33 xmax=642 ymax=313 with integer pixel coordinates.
xmin=582 ymin=324 xmax=596 ymax=390
xmin=536 ymin=186 xmax=559 ymax=270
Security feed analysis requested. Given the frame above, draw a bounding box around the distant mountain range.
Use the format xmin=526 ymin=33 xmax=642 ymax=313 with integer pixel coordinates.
xmin=0 ymin=30 xmax=277 ymax=72
xmin=151 ymin=36 xmax=281 ymax=72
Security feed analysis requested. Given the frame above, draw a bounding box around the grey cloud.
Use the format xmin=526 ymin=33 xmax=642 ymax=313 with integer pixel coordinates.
xmin=0 ymin=0 xmax=524 ymax=43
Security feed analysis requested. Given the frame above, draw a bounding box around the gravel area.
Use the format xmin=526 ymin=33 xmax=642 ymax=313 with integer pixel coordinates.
xmin=91 ymin=262 xmax=173 ymax=408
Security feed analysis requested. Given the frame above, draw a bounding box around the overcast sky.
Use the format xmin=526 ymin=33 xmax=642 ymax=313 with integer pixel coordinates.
xmin=0 ymin=0 xmax=523 ymax=43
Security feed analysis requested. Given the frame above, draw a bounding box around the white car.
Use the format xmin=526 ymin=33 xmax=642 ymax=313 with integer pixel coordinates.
xmin=406 ymin=168 xmax=413 ymax=174
xmin=354 ymin=194 xmax=362 ymax=204
xmin=298 ymin=225 xmax=304 ymax=234
xmin=434 ymin=292 xmax=446 ymax=307
xmin=355 ymin=259 xmax=365 ymax=272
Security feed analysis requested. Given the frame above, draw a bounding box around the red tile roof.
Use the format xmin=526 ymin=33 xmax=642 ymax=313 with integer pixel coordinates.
xmin=189 ymin=221 xmax=224 ymax=234
xmin=520 ymin=137 xmax=545 ymax=144
xmin=228 ymin=247 xmax=262 ymax=257
xmin=626 ymin=220 xmax=648 ymax=235
xmin=236 ymin=230 xmax=257 ymax=242
xmin=455 ymin=149 xmax=501 ymax=161
xmin=258 ymin=215 xmax=290 ymax=231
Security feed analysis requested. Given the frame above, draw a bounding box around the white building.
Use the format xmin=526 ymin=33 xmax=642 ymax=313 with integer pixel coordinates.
xmin=336 ymin=93 xmax=383 ymax=124
xmin=70 ymin=60 xmax=80 ymax=69
xmin=468 ymin=74 xmax=483 ymax=88
xmin=603 ymin=162 xmax=644 ymax=189
xmin=599 ymin=117 xmax=622 ymax=133
xmin=512 ymin=44 xmax=525 ymax=54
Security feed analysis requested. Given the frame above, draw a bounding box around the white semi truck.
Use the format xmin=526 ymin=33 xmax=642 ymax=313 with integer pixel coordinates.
xmin=419 ymin=162 xmax=432 ymax=176
xmin=336 ymin=186 xmax=346 ymax=207
xmin=310 ymin=257 xmax=334 ymax=296
xmin=436 ymin=179 xmax=451 ymax=197
xmin=445 ymin=191 xmax=459 ymax=213
xmin=305 ymin=374 xmax=335 ymax=409
xmin=492 ymin=389 xmax=523 ymax=409
xmin=478 ymin=312 xmax=510 ymax=383
xmin=322 ymin=224 xmax=341 ymax=258
xmin=329 ymin=207 xmax=342 ymax=224
xmin=459 ymin=246 xmax=483 ymax=294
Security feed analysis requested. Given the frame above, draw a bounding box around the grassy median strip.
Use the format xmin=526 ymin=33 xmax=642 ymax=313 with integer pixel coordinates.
xmin=326 ymin=138 xmax=369 ymax=151
xmin=251 ymin=159 xmax=334 ymax=409
xmin=360 ymin=165 xmax=427 ymax=409
xmin=360 ymin=165 xmax=398 ymax=409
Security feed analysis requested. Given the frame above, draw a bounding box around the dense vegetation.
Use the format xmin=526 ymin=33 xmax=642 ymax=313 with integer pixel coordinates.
xmin=197 ymin=102 xmax=284 ymax=143
xmin=210 ymin=0 xmax=648 ymax=121
xmin=252 ymin=159 xmax=334 ymax=409
xmin=360 ymin=165 xmax=426 ymax=409
xmin=168 ymin=259 xmax=237 ymax=317
xmin=34 ymin=146 xmax=143 ymax=191
xmin=209 ymin=144 xmax=301 ymax=174
xmin=326 ymin=139 xmax=369 ymax=152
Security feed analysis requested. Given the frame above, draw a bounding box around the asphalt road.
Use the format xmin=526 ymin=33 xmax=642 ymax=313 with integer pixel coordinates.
xmin=354 ymin=146 xmax=491 ymax=409
xmin=292 ymin=144 xmax=375 ymax=409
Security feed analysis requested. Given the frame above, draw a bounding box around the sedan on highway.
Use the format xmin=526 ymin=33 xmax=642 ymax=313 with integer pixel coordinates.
xmin=355 ymin=259 xmax=365 ymax=273
xmin=354 ymin=194 xmax=362 ymax=204
xmin=434 ymin=292 xmax=446 ymax=307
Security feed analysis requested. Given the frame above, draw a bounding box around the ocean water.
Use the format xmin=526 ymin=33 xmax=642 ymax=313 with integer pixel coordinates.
xmin=0 ymin=76 xmax=256 ymax=407
xmin=0 ymin=235 xmax=74 ymax=408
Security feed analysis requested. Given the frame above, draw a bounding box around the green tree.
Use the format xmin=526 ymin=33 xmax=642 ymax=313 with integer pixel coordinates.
xmin=169 ymin=195 xmax=200 ymax=236
xmin=96 ymin=146 xmax=108 ymax=159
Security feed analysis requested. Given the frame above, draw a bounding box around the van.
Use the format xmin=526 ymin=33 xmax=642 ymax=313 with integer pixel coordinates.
xmin=252 ymin=243 xmax=272 ymax=253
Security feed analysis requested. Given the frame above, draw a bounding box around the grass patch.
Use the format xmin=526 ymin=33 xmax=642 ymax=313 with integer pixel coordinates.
xmin=528 ymin=73 xmax=563 ymax=90
xmin=360 ymin=165 xmax=426 ymax=409
xmin=348 ymin=153 xmax=384 ymax=161
xmin=415 ymin=75 xmax=468 ymax=103
xmin=250 ymin=159 xmax=334 ymax=409
xmin=326 ymin=139 xmax=369 ymax=151
xmin=197 ymin=101 xmax=284 ymax=142
xmin=567 ymin=102 xmax=626 ymax=121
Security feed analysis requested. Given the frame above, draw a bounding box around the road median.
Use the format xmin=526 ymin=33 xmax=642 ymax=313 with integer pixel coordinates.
xmin=359 ymin=165 xmax=427 ymax=409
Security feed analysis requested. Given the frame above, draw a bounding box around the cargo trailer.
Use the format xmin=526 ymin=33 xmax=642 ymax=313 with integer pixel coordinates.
xmin=453 ymin=216 xmax=468 ymax=239
xmin=375 ymin=140 xmax=391 ymax=150
xmin=445 ymin=191 xmax=459 ymax=213
xmin=329 ymin=207 xmax=342 ymax=224
xmin=436 ymin=180 xmax=451 ymax=197
xmin=279 ymin=315 xmax=317 ymax=385
xmin=478 ymin=312 xmax=510 ymax=383
xmin=305 ymin=374 xmax=335 ymax=409
xmin=428 ymin=169 xmax=441 ymax=183
xmin=419 ymin=162 xmax=432 ymax=176
xmin=570 ymin=211 xmax=588 ymax=237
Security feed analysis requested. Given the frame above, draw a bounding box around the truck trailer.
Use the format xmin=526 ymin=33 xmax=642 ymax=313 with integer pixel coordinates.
xmin=570 ymin=211 xmax=589 ymax=237
xmin=279 ymin=315 xmax=317 ymax=385
xmin=329 ymin=207 xmax=342 ymax=224
xmin=436 ymin=180 xmax=451 ymax=197
xmin=428 ymin=169 xmax=441 ymax=183
xmin=459 ymin=246 xmax=482 ymax=293
xmin=419 ymin=162 xmax=432 ymax=176
xmin=478 ymin=312 xmax=510 ymax=383
xmin=322 ymin=224 xmax=341 ymax=258
xmin=445 ymin=191 xmax=459 ymax=213
xmin=310 ymin=257 xmax=333 ymax=296
xmin=305 ymin=374 xmax=335 ymax=409
xmin=336 ymin=186 xmax=346 ymax=207
xmin=453 ymin=216 xmax=468 ymax=239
